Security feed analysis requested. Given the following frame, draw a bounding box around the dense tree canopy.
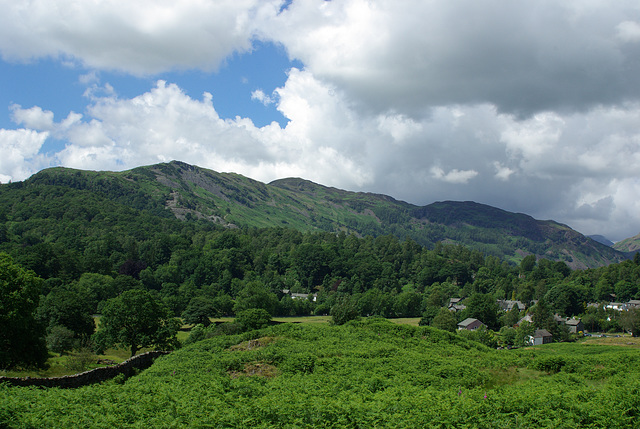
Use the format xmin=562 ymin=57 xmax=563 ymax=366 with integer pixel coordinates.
xmin=2 ymin=183 xmax=640 ymax=356
xmin=0 ymin=253 xmax=48 ymax=369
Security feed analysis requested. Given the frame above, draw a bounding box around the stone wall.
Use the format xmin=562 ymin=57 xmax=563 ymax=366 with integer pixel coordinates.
xmin=0 ymin=351 xmax=170 ymax=388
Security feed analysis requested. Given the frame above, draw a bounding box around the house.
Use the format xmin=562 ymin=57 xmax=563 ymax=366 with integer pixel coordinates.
xmin=606 ymin=302 xmax=628 ymax=311
xmin=291 ymin=292 xmax=318 ymax=302
xmin=457 ymin=318 xmax=485 ymax=331
xmin=281 ymin=290 xmax=318 ymax=302
xmin=497 ymin=300 xmax=526 ymax=312
xmin=448 ymin=298 xmax=466 ymax=312
xmin=565 ymin=318 xmax=584 ymax=334
xmin=532 ymin=329 xmax=553 ymax=345
xmin=517 ymin=314 xmax=533 ymax=326
xmin=628 ymin=300 xmax=640 ymax=309
xmin=291 ymin=293 xmax=309 ymax=300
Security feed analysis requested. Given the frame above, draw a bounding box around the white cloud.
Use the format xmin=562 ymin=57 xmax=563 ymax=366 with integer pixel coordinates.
xmin=617 ymin=21 xmax=640 ymax=42
xmin=431 ymin=167 xmax=479 ymax=184
xmin=0 ymin=128 xmax=50 ymax=182
xmin=0 ymin=0 xmax=281 ymax=74
xmin=10 ymin=105 xmax=55 ymax=131
xmin=376 ymin=114 xmax=422 ymax=144
xmin=268 ymin=0 xmax=640 ymax=116
xmin=251 ymin=89 xmax=275 ymax=106
xmin=494 ymin=162 xmax=515 ymax=181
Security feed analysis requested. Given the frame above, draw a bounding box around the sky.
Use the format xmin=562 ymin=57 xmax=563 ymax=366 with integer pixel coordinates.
xmin=1 ymin=1 xmax=640 ymax=242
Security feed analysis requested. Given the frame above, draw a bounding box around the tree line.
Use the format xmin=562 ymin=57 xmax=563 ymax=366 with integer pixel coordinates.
xmin=3 ymin=218 xmax=640 ymax=369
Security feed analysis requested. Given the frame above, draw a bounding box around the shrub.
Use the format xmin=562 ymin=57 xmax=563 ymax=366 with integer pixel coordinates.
xmin=458 ymin=326 xmax=497 ymax=348
xmin=63 ymin=348 xmax=94 ymax=373
xmin=531 ymin=356 xmax=567 ymax=373
xmin=46 ymin=325 xmax=76 ymax=355
xmin=330 ymin=298 xmax=360 ymax=325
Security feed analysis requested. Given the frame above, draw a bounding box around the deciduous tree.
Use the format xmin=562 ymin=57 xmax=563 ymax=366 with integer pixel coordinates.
xmin=182 ymin=296 xmax=218 ymax=327
xmin=431 ymin=307 xmax=458 ymax=332
xmin=93 ymin=289 xmax=179 ymax=356
xmin=621 ymin=308 xmax=640 ymax=337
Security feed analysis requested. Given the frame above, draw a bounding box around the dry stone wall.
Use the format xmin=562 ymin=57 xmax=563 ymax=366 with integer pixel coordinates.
xmin=0 ymin=351 xmax=170 ymax=388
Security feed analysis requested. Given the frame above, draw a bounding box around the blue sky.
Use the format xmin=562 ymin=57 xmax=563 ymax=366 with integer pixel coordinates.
xmin=2 ymin=0 xmax=640 ymax=241
xmin=0 ymin=41 xmax=298 ymax=153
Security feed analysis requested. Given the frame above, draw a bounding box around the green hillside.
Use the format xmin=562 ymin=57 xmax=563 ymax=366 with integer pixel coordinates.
xmin=613 ymin=233 xmax=640 ymax=253
xmin=0 ymin=160 xmax=626 ymax=269
xmin=2 ymin=319 xmax=640 ymax=428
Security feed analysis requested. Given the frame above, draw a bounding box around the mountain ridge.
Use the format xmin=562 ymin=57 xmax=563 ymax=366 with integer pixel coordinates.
xmin=2 ymin=160 xmax=630 ymax=269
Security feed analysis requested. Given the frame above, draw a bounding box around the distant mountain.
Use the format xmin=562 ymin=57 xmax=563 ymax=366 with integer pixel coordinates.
xmin=588 ymin=235 xmax=614 ymax=247
xmin=613 ymin=233 xmax=640 ymax=253
xmin=0 ymin=160 xmax=628 ymax=269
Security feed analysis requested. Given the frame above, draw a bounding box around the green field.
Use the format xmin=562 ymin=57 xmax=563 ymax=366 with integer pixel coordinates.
xmin=2 ymin=319 xmax=640 ymax=428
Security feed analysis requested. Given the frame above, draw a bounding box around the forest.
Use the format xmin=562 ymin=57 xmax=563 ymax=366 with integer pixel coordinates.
xmin=2 ymin=211 xmax=640 ymax=366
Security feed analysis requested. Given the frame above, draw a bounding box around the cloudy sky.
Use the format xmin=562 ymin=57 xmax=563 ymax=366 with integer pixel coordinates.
xmin=2 ymin=0 xmax=640 ymax=242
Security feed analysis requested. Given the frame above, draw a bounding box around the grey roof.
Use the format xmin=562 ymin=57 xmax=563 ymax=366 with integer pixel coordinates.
xmin=534 ymin=329 xmax=552 ymax=338
xmin=458 ymin=317 xmax=482 ymax=327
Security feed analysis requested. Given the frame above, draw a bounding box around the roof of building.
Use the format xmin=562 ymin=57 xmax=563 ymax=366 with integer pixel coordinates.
xmin=458 ymin=317 xmax=483 ymax=327
xmin=534 ymin=329 xmax=553 ymax=338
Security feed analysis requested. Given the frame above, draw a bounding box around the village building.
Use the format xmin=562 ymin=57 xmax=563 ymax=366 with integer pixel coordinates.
xmin=497 ymin=300 xmax=525 ymax=312
xmin=448 ymin=298 xmax=467 ymax=312
xmin=281 ymin=290 xmax=318 ymax=302
xmin=565 ymin=318 xmax=584 ymax=334
xmin=532 ymin=329 xmax=553 ymax=345
xmin=457 ymin=318 xmax=485 ymax=331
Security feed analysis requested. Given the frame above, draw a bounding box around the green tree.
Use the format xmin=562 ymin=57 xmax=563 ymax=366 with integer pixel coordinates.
xmin=233 ymin=281 xmax=279 ymax=315
xmin=393 ymin=291 xmax=422 ymax=318
xmin=0 ymin=253 xmax=48 ymax=369
xmin=46 ymin=325 xmax=76 ymax=355
xmin=465 ymin=293 xmax=500 ymax=330
xmin=431 ymin=307 xmax=458 ymax=332
xmin=620 ymin=308 xmax=640 ymax=337
xmin=545 ymin=283 xmax=583 ymax=317
xmin=498 ymin=326 xmax=517 ymax=346
xmin=330 ymin=297 xmax=360 ymax=325
xmin=500 ymin=306 xmax=522 ymax=328
xmin=418 ymin=305 xmax=440 ymax=326
xmin=182 ymin=296 xmax=218 ymax=327
xmin=93 ymin=289 xmax=180 ymax=356
xmin=531 ymin=298 xmax=555 ymax=330
xmin=37 ymin=286 xmax=95 ymax=341
xmin=514 ymin=321 xmax=536 ymax=346
xmin=235 ymin=308 xmax=272 ymax=332
xmin=520 ymin=255 xmax=537 ymax=274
